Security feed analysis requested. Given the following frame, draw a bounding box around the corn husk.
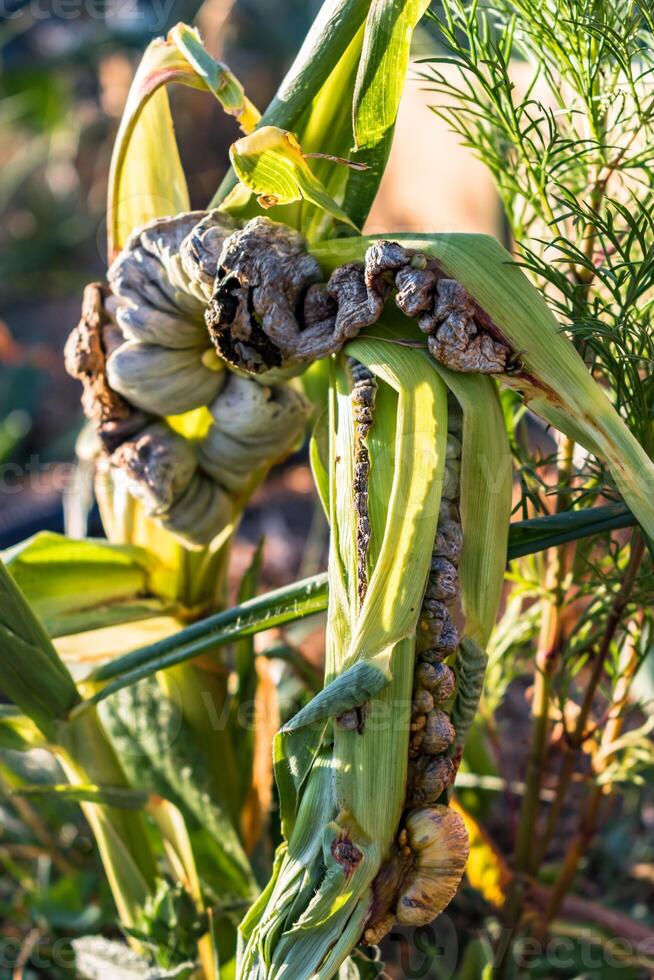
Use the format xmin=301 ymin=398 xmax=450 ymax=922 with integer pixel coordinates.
xmin=312 ymin=234 xmax=654 ymax=544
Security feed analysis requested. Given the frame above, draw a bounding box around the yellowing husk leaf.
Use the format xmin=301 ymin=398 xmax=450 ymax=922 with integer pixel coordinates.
xmin=108 ymin=23 xmax=259 ymax=258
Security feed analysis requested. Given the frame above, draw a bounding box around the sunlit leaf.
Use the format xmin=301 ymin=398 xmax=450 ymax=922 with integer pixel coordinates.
xmin=345 ymin=0 xmax=430 ymax=224
xmin=229 ymin=126 xmax=360 ymax=231
xmin=0 ymin=559 xmax=79 ymax=739
xmin=3 ymin=532 xmax=178 ymax=638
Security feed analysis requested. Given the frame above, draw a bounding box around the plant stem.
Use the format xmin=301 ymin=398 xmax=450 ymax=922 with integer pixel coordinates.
xmin=536 ymin=559 xmax=645 ymax=931
xmin=495 ymin=434 xmax=575 ymax=977
xmin=495 ymin=529 xmax=644 ymax=979
xmin=532 ymin=529 xmax=645 ymax=867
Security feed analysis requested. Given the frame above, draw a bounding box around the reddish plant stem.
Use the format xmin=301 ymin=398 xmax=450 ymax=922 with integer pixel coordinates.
xmin=494 ymin=437 xmax=575 ymax=977
xmin=532 ymin=530 xmax=645 ymax=868
xmin=538 ymin=597 xmax=645 ymax=931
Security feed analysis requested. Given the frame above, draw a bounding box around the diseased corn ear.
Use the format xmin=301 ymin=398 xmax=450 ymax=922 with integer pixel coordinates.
xmin=396 ymin=805 xmax=469 ymax=926
xmin=312 ymin=234 xmax=654 ymax=543
xmin=429 ymin=368 xmax=512 ymax=649
xmin=198 ymin=374 xmax=311 ymax=492
xmin=106 ymin=342 xmax=226 ymax=417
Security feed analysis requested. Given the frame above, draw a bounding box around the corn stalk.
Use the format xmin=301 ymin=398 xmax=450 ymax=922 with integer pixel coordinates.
xmin=1 ymin=1 xmax=653 ymax=977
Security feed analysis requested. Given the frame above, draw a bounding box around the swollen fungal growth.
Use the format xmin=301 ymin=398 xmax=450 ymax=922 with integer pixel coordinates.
xmin=350 ymin=359 xmax=377 ymax=604
xmin=66 ymin=211 xmax=311 ymax=548
xmin=203 ymin=218 xmax=387 ymax=375
xmin=395 ymin=806 xmax=469 ymax=927
xmin=409 ymin=396 xmax=463 ymax=802
xmin=67 ymin=214 xmax=511 ymax=548
xmin=202 ymin=221 xmax=514 ymax=376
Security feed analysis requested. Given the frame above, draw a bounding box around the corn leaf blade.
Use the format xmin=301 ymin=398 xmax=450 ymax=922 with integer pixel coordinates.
xmin=345 ymin=0 xmax=430 ymax=224
xmin=99 ymin=678 xmax=256 ymax=900
xmin=0 ymin=559 xmax=80 ymax=738
xmin=3 ymin=532 xmax=177 ymax=638
xmin=212 ymin=0 xmax=372 ymax=209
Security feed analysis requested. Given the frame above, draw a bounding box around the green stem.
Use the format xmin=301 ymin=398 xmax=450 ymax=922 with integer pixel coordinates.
xmin=81 ymin=504 xmax=636 ymax=708
xmin=536 ymin=617 xmax=645 ymax=936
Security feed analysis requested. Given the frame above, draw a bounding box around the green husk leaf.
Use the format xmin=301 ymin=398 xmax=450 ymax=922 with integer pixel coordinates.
xmin=340 ymin=338 xmax=447 ymax=668
xmin=0 ymin=559 xmax=80 ymax=739
xmin=281 ymin=657 xmax=390 ymax=733
xmin=3 ymin=532 xmax=177 ymax=638
xmin=273 ymin=723 xmax=330 ymax=840
xmin=309 ymin=408 xmax=331 ymax=517
xmin=425 ymin=364 xmax=512 ymax=648
xmin=229 ymin=127 xmax=359 ymax=232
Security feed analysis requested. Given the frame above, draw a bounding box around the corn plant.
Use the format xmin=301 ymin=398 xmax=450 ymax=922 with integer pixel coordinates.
xmin=1 ymin=1 xmax=652 ymax=977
